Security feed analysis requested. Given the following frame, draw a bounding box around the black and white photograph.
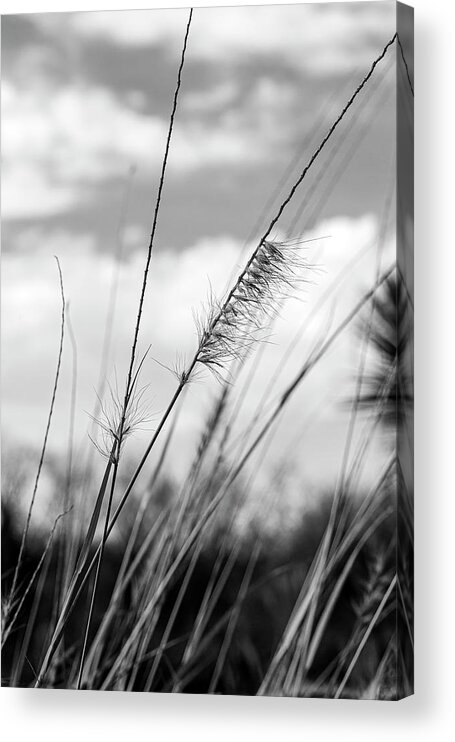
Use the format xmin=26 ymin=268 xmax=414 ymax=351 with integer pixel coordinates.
xmin=1 ymin=1 xmax=414 ymax=700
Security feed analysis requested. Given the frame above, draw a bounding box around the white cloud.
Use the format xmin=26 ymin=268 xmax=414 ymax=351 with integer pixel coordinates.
xmin=1 ymin=80 xmax=167 ymax=187
xmin=2 ymin=5 xmax=396 ymax=223
xmin=1 ymin=74 xmax=295 ymax=220
xmin=38 ymin=7 xmax=187 ymax=49
xmin=35 ymin=4 xmax=395 ymax=77
xmin=1 ymin=162 xmax=80 ymax=220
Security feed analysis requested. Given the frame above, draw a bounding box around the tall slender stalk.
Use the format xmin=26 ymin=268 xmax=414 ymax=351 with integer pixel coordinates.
xmin=75 ymin=8 xmax=194 ymax=689
xmin=83 ymin=166 xmax=136 ymax=493
xmin=397 ymin=34 xmax=414 ymax=97
xmin=6 ymin=257 xmax=65 ymax=615
xmin=59 ymin=305 xmax=79 ymax=598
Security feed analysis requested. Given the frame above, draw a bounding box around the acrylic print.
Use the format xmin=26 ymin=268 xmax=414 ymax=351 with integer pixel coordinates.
xmin=1 ymin=2 xmax=414 ymax=698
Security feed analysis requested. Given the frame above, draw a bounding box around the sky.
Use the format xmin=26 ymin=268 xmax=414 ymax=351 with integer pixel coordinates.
xmin=1 ymin=3 xmax=403 ymax=520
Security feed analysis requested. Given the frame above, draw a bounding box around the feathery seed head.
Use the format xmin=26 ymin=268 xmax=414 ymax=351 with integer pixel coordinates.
xmin=194 ymin=238 xmax=312 ymax=378
xmin=89 ymin=377 xmax=153 ymax=462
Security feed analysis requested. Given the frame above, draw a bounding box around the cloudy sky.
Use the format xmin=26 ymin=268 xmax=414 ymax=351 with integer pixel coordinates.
xmin=1 ymin=3 xmax=401 ymax=513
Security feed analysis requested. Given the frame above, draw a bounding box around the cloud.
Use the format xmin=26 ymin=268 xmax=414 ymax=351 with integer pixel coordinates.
xmin=2 ymin=5 xmax=396 ymax=227
xmin=1 ymin=162 xmax=80 ymax=220
xmin=1 ymin=80 xmax=168 ymax=193
xmin=1 ymin=73 xmax=297 ymax=220
xmin=34 ymin=4 xmax=395 ymax=77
